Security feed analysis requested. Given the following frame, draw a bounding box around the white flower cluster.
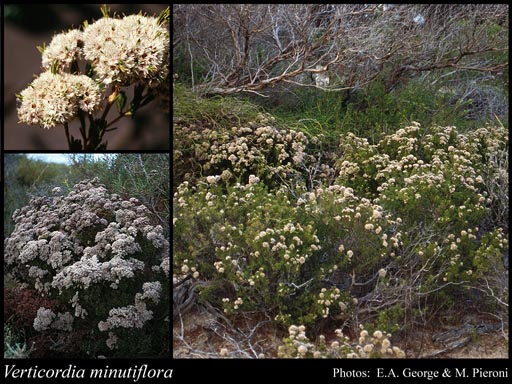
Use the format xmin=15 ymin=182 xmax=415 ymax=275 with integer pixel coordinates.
xmin=42 ymin=29 xmax=83 ymax=71
xmin=17 ymin=72 xmax=102 ymax=129
xmin=135 ymin=282 xmax=162 ymax=304
xmin=82 ymin=15 xmax=169 ymax=85
xmin=4 ymin=178 xmax=170 ymax=352
xmin=18 ymin=8 xmax=169 ymax=134
xmin=97 ymin=282 xmax=161 ymax=347
xmin=278 ymin=325 xmax=406 ymax=359
xmin=176 ymin=112 xmax=335 ymax=187
xmin=51 ymin=255 xmax=145 ymax=292
xmin=33 ymin=307 xmax=74 ymax=332
xmin=33 ymin=307 xmax=55 ymax=332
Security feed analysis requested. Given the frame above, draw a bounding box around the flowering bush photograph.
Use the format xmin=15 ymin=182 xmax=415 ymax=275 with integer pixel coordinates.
xmin=4 ymin=154 xmax=170 ymax=358
xmin=173 ymin=4 xmax=508 ymax=359
xmin=3 ymin=4 xmax=170 ymax=150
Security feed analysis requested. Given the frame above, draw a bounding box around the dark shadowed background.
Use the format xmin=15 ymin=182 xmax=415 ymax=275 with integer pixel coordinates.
xmin=3 ymin=4 xmax=170 ymax=150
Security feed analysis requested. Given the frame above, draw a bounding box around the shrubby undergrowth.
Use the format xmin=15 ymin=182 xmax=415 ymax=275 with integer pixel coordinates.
xmin=173 ymin=85 xmax=508 ymax=356
xmin=5 ymin=178 xmax=170 ymax=357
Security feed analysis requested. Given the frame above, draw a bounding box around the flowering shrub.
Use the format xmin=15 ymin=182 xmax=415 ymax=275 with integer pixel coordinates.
xmin=277 ymin=325 xmax=406 ymax=359
xmin=174 ymin=180 xmax=336 ymax=326
xmin=173 ymin=86 xmax=335 ymax=192
xmin=16 ymin=5 xmax=170 ymax=150
xmin=4 ymin=178 xmax=170 ymax=357
xmin=334 ymin=123 xmax=508 ymax=310
xmin=174 ymin=118 xmax=508 ymax=342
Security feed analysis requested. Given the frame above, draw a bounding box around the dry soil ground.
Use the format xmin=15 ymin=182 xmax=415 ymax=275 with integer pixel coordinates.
xmin=173 ymin=306 xmax=508 ymax=359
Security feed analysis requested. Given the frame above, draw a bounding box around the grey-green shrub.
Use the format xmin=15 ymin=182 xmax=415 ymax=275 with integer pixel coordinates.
xmin=173 ymin=122 xmax=508 ymax=333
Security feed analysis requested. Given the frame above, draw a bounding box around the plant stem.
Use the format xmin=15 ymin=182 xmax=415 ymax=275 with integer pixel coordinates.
xmin=105 ymin=113 xmax=125 ymax=128
xmin=77 ymin=110 xmax=88 ymax=149
xmin=64 ymin=123 xmax=71 ymax=148
xmin=101 ymin=86 xmax=119 ymax=123
xmin=79 ymin=122 xmax=87 ymax=149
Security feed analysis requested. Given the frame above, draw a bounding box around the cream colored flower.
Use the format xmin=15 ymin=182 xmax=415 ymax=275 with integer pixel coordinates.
xmin=297 ymin=345 xmax=308 ymax=355
xmin=17 ymin=72 xmax=101 ymax=129
xmin=42 ymin=29 xmax=83 ymax=71
xmin=82 ymin=14 xmax=169 ymax=86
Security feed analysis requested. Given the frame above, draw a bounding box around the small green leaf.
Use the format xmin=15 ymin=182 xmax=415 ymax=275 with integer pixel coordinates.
xmin=116 ymin=91 xmax=127 ymax=113
xmin=83 ymin=20 xmax=89 ymax=28
xmin=15 ymin=93 xmax=23 ymax=101
xmin=156 ymin=6 xmax=170 ymax=26
xmin=100 ymin=4 xmax=110 ymax=18
xmin=51 ymin=61 xmax=60 ymax=74
xmin=129 ymin=84 xmax=145 ymax=115
xmin=36 ymin=42 xmax=46 ymax=54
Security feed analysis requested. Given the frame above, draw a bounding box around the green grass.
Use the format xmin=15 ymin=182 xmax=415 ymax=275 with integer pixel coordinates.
xmin=173 ymin=84 xmax=264 ymax=129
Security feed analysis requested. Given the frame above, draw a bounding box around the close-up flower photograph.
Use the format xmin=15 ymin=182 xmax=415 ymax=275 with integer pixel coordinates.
xmin=3 ymin=4 xmax=170 ymax=150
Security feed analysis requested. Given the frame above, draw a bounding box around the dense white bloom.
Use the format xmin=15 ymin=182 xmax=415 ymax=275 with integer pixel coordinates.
xmin=136 ymin=281 xmax=162 ymax=304
xmin=248 ymin=174 xmax=260 ymax=184
xmin=297 ymin=345 xmax=308 ymax=355
xmin=98 ymin=302 xmax=153 ymax=331
xmin=33 ymin=307 xmax=56 ymax=331
xmin=42 ymin=29 xmax=83 ymax=71
xmin=82 ymin=14 xmax=169 ymax=86
xmin=5 ymin=178 xmax=169 ymax=354
xmin=160 ymin=256 xmax=170 ymax=277
xmin=52 ymin=312 xmax=74 ymax=332
xmin=17 ymin=72 xmax=101 ymax=129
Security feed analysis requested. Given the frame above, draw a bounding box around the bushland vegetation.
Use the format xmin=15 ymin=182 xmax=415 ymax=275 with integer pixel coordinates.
xmin=173 ymin=4 xmax=508 ymax=358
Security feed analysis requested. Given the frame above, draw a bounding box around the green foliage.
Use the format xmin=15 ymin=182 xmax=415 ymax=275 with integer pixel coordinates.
xmin=173 ymin=83 xmax=263 ymax=129
xmin=3 ymin=155 xmax=71 ymax=238
xmin=174 ymin=181 xmax=339 ymax=326
xmin=173 ymin=85 xmax=508 ymax=336
xmin=267 ymin=75 xmax=506 ymax=153
xmin=4 ymin=325 xmax=34 ymax=359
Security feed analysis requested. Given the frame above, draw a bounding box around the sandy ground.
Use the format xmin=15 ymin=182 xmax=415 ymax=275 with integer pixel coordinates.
xmin=173 ymin=306 xmax=508 ymax=359
xmin=3 ymin=4 xmax=169 ymax=150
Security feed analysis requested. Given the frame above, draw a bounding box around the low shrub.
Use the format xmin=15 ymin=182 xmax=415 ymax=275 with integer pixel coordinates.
xmin=277 ymin=325 xmax=406 ymax=359
xmin=4 ymin=178 xmax=170 ymax=358
xmin=174 ymin=108 xmax=335 ymax=191
xmin=173 ymin=121 xmax=508 ymax=336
